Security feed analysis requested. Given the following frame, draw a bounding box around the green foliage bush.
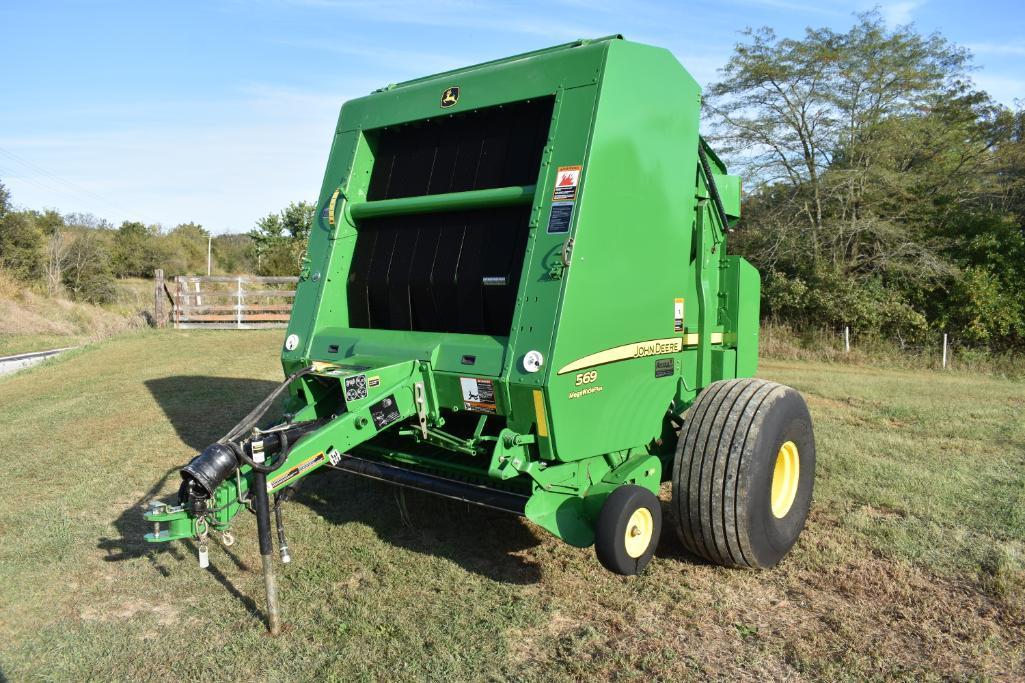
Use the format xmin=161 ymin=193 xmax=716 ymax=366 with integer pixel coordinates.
xmin=0 ymin=210 xmax=44 ymax=282
xmin=248 ymin=201 xmax=315 ymax=276
xmin=63 ymin=231 xmax=117 ymax=304
xmin=710 ymin=11 xmax=1025 ymax=351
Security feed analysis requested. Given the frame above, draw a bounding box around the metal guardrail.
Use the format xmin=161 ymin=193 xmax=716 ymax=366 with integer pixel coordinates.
xmin=0 ymin=347 xmax=77 ymax=376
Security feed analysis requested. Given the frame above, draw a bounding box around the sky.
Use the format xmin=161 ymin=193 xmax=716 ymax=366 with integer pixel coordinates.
xmin=1 ymin=0 xmax=1023 ymax=233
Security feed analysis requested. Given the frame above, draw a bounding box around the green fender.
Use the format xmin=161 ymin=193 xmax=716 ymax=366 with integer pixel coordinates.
xmin=523 ymin=453 xmax=662 ymax=547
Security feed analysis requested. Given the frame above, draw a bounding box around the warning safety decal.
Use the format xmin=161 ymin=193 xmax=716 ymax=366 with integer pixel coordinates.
xmin=674 ymin=298 xmax=685 ymax=333
xmin=267 ymin=451 xmax=327 ymax=492
xmin=369 ymin=395 xmax=402 ymax=429
xmin=460 ymin=377 xmax=498 ymax=414
xmin=344 ymin=374 xmax=368 ymax=402
xmin=552 ymin=165 xmax=581 ymax=202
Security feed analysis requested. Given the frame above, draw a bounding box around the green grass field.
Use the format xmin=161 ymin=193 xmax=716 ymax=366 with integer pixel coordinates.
xmin=0 ymin=330 xmax=1022 ymax=681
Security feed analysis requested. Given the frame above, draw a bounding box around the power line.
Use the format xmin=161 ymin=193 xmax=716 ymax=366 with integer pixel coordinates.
xmin=0 ymin=146 xmax=148 ymax=222
xmin=0 ymin=162 xmax=92 ymax=206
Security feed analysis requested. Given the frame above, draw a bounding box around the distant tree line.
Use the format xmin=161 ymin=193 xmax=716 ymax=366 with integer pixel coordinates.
xmin=708 ymin=12 xmax=1025 ymax=350
xmin=0 ymin=181 xmax=299 ymax=304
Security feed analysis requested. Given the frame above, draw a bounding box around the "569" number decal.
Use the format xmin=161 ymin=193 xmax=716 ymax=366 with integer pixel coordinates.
xmin=574 ymin=370 xmax=598 ymax=386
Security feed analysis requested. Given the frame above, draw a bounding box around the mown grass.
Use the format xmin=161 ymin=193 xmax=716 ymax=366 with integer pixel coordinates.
xmin=0 ymin=330 xmax=1021 ymax=681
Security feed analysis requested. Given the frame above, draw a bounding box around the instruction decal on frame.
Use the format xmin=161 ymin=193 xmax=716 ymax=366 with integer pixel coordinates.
xmin=369 ymin=395 xmax=402 ymax=429
xmin=547 ymin=202 xmax=574 ymax=234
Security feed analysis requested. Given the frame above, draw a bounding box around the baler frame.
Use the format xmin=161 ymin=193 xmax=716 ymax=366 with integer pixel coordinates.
xmin=144 ymin=35 xmax=815 ymax=634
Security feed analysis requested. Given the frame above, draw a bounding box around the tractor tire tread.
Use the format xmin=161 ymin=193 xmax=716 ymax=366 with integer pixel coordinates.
xmin=673 ymin=378 xmax=787 ymax=568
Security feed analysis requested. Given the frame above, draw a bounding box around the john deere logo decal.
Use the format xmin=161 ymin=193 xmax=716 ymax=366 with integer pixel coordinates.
xmin=441 ymin=86 xmax=460 ymax=108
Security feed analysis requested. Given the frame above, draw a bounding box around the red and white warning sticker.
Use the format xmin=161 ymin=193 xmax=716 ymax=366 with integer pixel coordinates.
xmin=553 ymin=165 xmax=581 ymax=202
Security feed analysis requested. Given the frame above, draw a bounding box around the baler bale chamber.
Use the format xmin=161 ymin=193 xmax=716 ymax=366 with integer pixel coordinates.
xmin=145 ymin=35 xmax=816 ymax=632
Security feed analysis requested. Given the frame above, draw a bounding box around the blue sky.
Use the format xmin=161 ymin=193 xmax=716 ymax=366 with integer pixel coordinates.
xmin=1 ymin=0 xmax=1023 ymax=233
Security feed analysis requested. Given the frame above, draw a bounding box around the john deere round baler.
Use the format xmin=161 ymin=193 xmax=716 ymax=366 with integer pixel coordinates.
xmin=145 ymin=35 xmax=815 ymax=633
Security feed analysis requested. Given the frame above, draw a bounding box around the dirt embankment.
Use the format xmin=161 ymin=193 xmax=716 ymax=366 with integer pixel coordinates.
xmin=0 ymin=271 xmax=149 ymax=352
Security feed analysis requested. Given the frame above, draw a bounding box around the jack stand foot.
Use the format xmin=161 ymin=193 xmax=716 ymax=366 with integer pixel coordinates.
xmin=262 ymin=554 xmax=281 ymax=636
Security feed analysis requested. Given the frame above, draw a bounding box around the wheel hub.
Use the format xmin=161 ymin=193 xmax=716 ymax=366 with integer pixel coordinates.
xmin=624 ymin=507 xmax=653 ymax=558
xmin=770 ymin=440 xmax=800 ymax=518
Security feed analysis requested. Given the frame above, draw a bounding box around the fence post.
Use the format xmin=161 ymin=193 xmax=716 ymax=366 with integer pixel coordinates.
xmin=942 ymin=333 xmax=948 ymax=369
xmin=844 ymin=326 xmax=850 ymax=353
xmin=153 ymin=269 xmax=165 ymax=328
xmin=174 ymin=275 xmax=183 ymax=328
xmin=237 ymin=276 xmax=243 ymax=329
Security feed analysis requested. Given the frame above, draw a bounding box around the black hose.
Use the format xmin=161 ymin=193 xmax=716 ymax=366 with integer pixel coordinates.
xmin=698 ymin=143 xmax=733 ymax=233
xmin=230 ymin=441 xmax=278 ymax=474
xmin=218 ymin=365 xmax=315 ymax=446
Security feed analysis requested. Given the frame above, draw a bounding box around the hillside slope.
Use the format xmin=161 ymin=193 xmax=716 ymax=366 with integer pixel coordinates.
xmin=0 ymin=273 xmax=149 ymax=354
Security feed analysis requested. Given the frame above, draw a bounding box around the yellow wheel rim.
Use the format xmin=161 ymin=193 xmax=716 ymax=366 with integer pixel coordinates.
xmin=771 ymin=441 xmax=800 ymax=518
xmin=624 ymin=507 xmax=654 ymax=558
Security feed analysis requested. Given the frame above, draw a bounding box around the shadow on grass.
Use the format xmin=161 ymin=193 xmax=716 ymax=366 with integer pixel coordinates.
xmin=98 ymin=376 xmax=281 ymax=564
xmin=99 ymin=375 xmax=542 ymax=585
xmin=99 ymin=373 xmax=280 ymax=561
xmin=143 ymin=376 xmax=282 ymax=450
xmin=293 ymin=469 xmax=543 ymax=584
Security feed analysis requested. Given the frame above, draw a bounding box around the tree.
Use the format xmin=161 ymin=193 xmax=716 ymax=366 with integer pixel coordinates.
xmin=707 ymin=12 xmax=1021 ymax=347
xmin=0 ymin=179 xmax=10 ymax=219
xmin=63 ymin=231 xmax=116 ymax=304
xmin=249 ymin=201 xmax=315 ymax=276
xmin=0 ymin=211 xmax=44 ymax=282
xmin=44 ymin=224 xmax=70 ymax=296
xmin=111 ymin=220 xmax=168 ymax=278
xmin=162 ymin=222 xmax=211 ymax=275
xmin=212 ymin=233 xmax=256 ymax=274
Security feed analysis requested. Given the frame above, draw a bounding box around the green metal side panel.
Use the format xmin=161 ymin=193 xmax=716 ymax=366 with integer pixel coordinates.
xmin=543 ymin=41 xmax=702 ymax=460
xmin=724 ymin=255 xmax=760 ymax=378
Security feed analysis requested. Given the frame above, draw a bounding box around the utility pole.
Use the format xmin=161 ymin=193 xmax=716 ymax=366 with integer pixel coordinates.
xmin=207 ymin=235 xmax=212 ymax=276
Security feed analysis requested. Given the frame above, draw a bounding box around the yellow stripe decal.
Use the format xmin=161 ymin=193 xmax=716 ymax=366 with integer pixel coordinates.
xmin=328 ymin=187 xmax=341 ymax=226
xmin=532 ymin=389 xmax=549 ymax=438
xmin=267 ymin=451 xmax=326 ymax=492
xmin=684 ymin=332 xmax=723 ymax=345
xmin=557 ymin=333 xmax=724 ymax=375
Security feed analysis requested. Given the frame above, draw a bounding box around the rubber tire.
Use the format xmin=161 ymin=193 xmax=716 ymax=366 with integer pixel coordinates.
xmin=595 ymin=484 xmax=663 ymax=575
xmin=671 ymin=378 xmax=815 ymax=568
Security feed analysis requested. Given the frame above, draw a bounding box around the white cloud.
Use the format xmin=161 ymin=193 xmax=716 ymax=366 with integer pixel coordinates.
xmin=880 ymin=0 xmax=923 ymax=26
xmin=966 ymin=41 xmax=1025 ymax=57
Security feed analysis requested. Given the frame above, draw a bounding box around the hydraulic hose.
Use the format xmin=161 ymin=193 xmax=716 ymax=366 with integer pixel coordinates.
xmin=219 ymin=365 xmax=315 ymax=446
xmin=180 ymin=367 xmax=318 ymax=502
